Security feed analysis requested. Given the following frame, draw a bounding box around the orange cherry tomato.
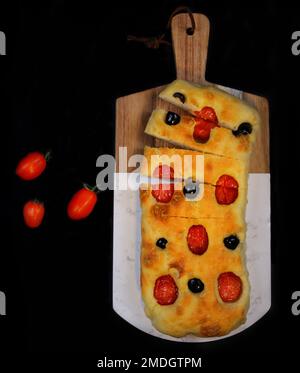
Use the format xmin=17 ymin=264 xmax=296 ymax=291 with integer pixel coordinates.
xmin=16 ymin=152 xmax=48 ymax=180
xmin=67 ymin=187 xmax=98 ymax=220
xmin=23 ymin=200 xmax=45 ymax=228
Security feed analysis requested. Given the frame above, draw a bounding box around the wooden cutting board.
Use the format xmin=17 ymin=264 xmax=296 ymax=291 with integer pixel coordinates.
xmin=115 ymin=13 xmax=269 ymax=173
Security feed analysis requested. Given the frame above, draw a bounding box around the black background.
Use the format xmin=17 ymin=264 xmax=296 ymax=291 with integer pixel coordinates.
xmin=0 ymin=0 xmax=299 ymax=369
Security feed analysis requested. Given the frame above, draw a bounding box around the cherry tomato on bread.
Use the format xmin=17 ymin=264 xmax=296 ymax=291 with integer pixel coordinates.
xmin=193 ymin=107 xmax=219 ymax=143
xmin=215 ymin=175 xmax=239 ymax=205
xmin=151 ymin=183 xmax=174 ymax=203
xmin=196 ymin=106 xmax=219 ymax=124
xmin=153 ymin=165 xmax=174 ymax=180
xmin=187 ymin=225 xmax=209 ymax=255
xmin=218 ymin=272 xmax=242 ymax=302
xmin=193 ymin=118 xmax=218 ymax=143
xmin=154 ymin=275 xmax=178 ymax=305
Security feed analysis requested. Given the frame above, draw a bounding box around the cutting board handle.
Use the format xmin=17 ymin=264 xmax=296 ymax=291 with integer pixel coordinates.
xmin=171 ymin=13 xmax=210 ymax=84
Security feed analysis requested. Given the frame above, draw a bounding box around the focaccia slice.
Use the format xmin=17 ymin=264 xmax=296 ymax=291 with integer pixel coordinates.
xmin=140 ymin=146 xmax=249 ymax=188
xmin=159 ymin=79 xmax=260 ymax=131
xmin=141 ymin=215 xmax=249 ymax=337
xmin=140 ymin=182 xmax=247 ymax=228
xmin=145 ymin=109 xmax=255 ymax=161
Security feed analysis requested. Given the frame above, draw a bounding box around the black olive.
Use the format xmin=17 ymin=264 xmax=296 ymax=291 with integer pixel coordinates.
xmin=156 ymin=237 xmax=168 ymax=249
xmin=165 ymin=111 xmax=181 ymax=125
xmin=188 ymin=278 xmax=204 ymax=293
xmin=223 ymin=235 xmax=240 ymax=250
xmin=183 ymin=178 xmax=200 ymax=200
xmin=232 ymin=122 xmax=253 ymax=137
xmin=173 ymin=92 xmax=186 ymax=103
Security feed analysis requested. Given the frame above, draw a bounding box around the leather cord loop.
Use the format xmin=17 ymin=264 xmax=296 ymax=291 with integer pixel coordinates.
xmin=127 ymin=6 xmax=196 ymax=49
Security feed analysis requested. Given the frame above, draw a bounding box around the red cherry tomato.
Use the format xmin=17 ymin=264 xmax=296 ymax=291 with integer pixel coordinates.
xmin=151 ymin=183 xmax=174 ymax=203
xmin=153 ymin=165 xmax=174 ymax=180
xmin=23 ymin=200 xmax=45 ymax=228
xmin=187 ymin=225 xmax=209 ymax=255
xmin=16 ymin=152 xmax=48 ymax=180
xmin=193 ymin=108 xmax=219 ymax=143
xmin=193 ymin=118 xmax=217 ymax=143
xmin=218 ymin=272 xmax=242 ymax=302
xmin=154 ymin=275 xmax=178 ymax=305
xmin=215 ymin=175 xmax=239 ymax=205
xmin=67 ymin=187 xmax=98 ymax=220
xmin=195 ymin=106 xmax=219 ymax=124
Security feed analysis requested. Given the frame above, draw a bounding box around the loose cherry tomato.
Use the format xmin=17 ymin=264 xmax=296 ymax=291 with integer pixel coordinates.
xmin=23 ymin=200 xmax=45 ymax=228
xmin=153 ymin=165 xmax=174 ymax=180
xmin=215 ymin=175 xmax=239 ymax=205
xmin=218 ymin=272 xmax=242 ymax=302
xmin=154 ymin=275 xmax=178 ymax=305
xmin=16 ymin=152 xmax=48 ymax=180
xmin=151 ymin=183 xmax=174 ymax=203
xmin=67 ymin=187 xmax=98 ymax=220
xmin=187 ymin=225 xmax=209 ymax=255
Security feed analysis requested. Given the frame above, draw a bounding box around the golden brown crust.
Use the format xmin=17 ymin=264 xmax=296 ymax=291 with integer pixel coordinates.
xmin=140 ymin=214 xmax=250 ymax=337
xmin=145 ymin=109 xmax=255 ymax=161
xmin=140 ymin=146 xmax=249 ymax=188
xmin=140 ymin=183 xmax=247 ymax=227
xmin=159 ymin=80 xmax=261 ymax=131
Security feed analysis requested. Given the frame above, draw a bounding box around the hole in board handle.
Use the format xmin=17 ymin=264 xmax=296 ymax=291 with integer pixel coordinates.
xmin=186 ymin=27 xmax=194 ymax=36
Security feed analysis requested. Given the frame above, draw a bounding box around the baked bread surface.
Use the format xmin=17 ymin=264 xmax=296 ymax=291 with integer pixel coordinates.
xmin=159 ymin=80 xmax=260 ymax=131
xmin=145 ymin=109 xmax=256 ymax=161
xmin=140 ymin=209 xmax=250 ymax=337
xmin=141 ymin=145 xmax=249 ymax=188
xmin=139 ymin=79 xmax=261 ymax=338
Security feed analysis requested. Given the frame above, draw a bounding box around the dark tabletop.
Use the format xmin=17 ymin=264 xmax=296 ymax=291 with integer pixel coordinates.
xmin=0 ymin=0 xmax=299 ymax=368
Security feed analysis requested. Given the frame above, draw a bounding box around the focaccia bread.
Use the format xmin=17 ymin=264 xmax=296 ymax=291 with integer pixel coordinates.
xmin=145 ymin=109 xmax=256 ymax=161
xmin=140 ymin=214 xmax=250 ymax=337
xmin=139 ymin=79 xmax=256 ymax=339
xmin=140 ymin=146 xmax=249 ymax=188
xmin=159 ymin=79 xmax=260 ymax=131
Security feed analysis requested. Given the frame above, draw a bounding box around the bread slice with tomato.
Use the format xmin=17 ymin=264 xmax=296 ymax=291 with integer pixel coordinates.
xmin=140 ymin=146 xmax=249 ymax=188
xmin=159 ymin=79 xmax=260 ymax=131
xmin=140 ymin=214 xmax=250 ymax=337
xmin=140 ymin=181 xmax=247 ymax=227
xmin=145 ymin=108 xmax=257 ymax=161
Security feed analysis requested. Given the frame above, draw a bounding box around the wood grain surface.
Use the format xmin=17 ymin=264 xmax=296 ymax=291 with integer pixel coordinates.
xmin=115 ymin=13 xmax=269 ymax=173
